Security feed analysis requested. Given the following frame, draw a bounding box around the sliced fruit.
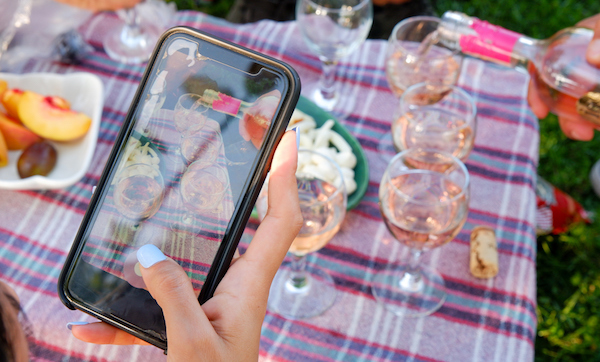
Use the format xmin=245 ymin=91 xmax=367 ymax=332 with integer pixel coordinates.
xmin=0 ymin=80 xmax=8 ymax=99
xmin=0 ymin=112 xmax=42 ymax=150
xmin=46 ymin=95 xmax=71 ymax=110
xmin=0 ymin=129 xmax=7 ymax=167
xmin=18 ymin=91 xmax=91 ymax=142
xmin=1 ymin=88 xmax=24 ymax=120
xmin=17 ymin=140 xmax=57 ymax=178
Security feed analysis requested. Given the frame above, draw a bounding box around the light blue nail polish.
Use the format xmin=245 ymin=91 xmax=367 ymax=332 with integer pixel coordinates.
xmin=293 ymin=126 xmax=300 ymax=150
xmin=67 ymin=321 xmax=89 ymax=330
xmin=137 ymin=244 xmax=167 ymax=268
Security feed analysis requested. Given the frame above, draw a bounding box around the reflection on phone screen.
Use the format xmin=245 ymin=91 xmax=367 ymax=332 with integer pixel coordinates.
xmin=66 ymin=33 xmax=288 ymax=339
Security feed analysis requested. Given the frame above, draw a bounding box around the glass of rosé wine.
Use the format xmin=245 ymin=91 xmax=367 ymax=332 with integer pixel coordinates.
xmin=255 ymin=149 xmax=347 ymax=319
xmin=373 ymin=148 xmax=470 ymax=317
xmin=391 ymin=82 xmax=477 ymax=162
xmin=378 ymin=16 xmax=463 ymax=159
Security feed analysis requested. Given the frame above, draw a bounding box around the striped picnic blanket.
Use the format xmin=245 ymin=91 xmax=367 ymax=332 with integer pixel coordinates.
xmin=0 ymin=7 xmax=538 ymax=362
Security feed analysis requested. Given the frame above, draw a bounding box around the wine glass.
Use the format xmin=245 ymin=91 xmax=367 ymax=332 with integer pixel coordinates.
xmin=169 ymin=93 xmax=209 ymax=162
xmin=372 ymin=148 xmax=470 ymax=317
xmin=179 ymin=162 xmax=229 ymax=222
xmin=103 ymin=1 xmax=162 ymax=64
xmin=113 ymin=163 xmax=165 ymax=234
xmin=180 ymin=125 xmax=223 ymax=166
xmin=392 ymin=82 xmax=477 ymax=162
xmin=256 ymin=149 xmax=347 ymax=319
xmin=296 ymin=0 xmax=373 ymax=115
xmin=174 ymin=94 xmax=209 ymax=133
xmin=378 ymin=16 xmax=463 ymax=159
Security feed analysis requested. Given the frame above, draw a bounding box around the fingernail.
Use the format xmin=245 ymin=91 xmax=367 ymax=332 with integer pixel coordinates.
xmin=293 ymin=126 xmax=300 ymax=150
xmin=569 ymin=129 xmax=583 ymax=140
xmin=587 ymin=39 xmax=600 ymax=63
xmin=67 ymin=321 xmax=89 ymax=330
xmin=137 ymin=244 xmax=167 ymax=268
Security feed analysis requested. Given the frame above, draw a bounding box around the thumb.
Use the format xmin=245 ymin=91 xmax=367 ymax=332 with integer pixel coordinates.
xmin=136 ymin=245 xmax=212 ymax=337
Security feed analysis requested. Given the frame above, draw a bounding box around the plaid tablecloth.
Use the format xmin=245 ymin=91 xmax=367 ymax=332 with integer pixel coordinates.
xmin=0 ymin=8 xmax=538 ymax=362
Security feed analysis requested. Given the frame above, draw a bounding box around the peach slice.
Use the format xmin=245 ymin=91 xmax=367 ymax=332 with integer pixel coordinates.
xmin=0 ymin=129 xmax=8 ymax=167
xmin=0 ymin=112 xmax=42 ymax=150
xmin=1 ymin=88 xmax=25 ymax=120
xmin=0 ymin=80 xmax=7 ymax=99
xmin=46 ymin=95 xmax=71 ymax=110
xmin=18 ymin=91 xmax=92 ymax=142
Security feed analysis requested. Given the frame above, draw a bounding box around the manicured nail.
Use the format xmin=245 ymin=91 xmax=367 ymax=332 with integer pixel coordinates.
xmin=293 ymin=126 xmax=300 ymax=150
xmin=587 ymin=39 xmax=600 ymax=63
xmin=67 ymin=321 xmax=89 ymax=330
xmin=137 ymin=244 xmax=167 ymax=268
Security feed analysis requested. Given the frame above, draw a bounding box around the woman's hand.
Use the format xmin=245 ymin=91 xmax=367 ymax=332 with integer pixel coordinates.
xmin=70 ymin=130 xmax=303 ymax=360
xmin=527 ymin=13 xmax=600 ymax=141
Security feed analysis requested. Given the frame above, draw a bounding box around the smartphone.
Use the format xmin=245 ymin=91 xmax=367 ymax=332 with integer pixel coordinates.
xmin=58 ymin=26 xmax=300 ymax=350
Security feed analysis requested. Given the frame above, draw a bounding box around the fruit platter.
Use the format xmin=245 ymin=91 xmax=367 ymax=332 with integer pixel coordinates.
xmin=0 ymin=72 xmax=103 ymax=190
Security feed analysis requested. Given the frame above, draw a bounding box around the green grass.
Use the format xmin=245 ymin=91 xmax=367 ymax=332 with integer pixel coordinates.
xmin=171 ymin=0 xmax=600 ymax=359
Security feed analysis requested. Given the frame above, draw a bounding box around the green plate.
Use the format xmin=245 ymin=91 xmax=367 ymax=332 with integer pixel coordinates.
xmin=250 ymin=96 xmax=369 ymax=219
xmin=295 ymin=96 xmax=368 ymax=210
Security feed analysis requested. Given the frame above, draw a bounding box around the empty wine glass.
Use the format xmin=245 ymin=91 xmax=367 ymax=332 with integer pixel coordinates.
xmin=113 ymin=163 xmax=165 ymax=233
xmin=392 ymin=82 xmax=477 ymax=162
xmin=373 ymin=148 xmax=470 ymax=317
xmin=103 ymin=1 xmax=162 ymax=64
xmin=180 ymin=162 xmax=229 ymax=222
xmin=378 ymin=16 xmax=463 ymax=158
xmin=174 ymin=94 xmax=209 ymax=133
xmin=296 ymin=0 xmax=373 ymax=115
xmin=256 ymin=149 xmax=347 ymax=319
xmin=180 ymin=125 xmax=223 ymax=166
xmin=169 ymin=93 xmax=209 ymax=162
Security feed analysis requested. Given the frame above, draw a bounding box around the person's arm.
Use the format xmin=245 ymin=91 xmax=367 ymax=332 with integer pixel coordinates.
xmin=54 ymin=0 xmax=142 ymax=12
xmin=69 ymin=130 xmax=303 ymax=360
xmin=527 ymin=13 xmax=600 ymax=141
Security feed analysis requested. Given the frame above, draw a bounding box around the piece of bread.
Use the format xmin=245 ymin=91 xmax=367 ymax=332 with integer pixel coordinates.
xmin=469 ymin=226 xmax=498 ymax=279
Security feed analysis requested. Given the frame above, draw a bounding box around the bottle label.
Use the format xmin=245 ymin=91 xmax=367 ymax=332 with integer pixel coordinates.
xmin=576 ymin=88 xmax=600 ymax=126
xmin=460 ymin=19 xmax=521 ymax=64
xmin=212 ymin=92 xmax=242 ymax=117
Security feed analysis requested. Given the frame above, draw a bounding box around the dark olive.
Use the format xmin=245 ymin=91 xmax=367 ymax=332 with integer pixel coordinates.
xmin=17 ymin=141 xmax=58 ymax=178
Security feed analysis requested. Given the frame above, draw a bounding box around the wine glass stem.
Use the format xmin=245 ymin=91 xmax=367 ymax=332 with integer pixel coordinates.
xmin=120 ymin=7 xmax=145 ymax=47
xmin=287 ymin=254 xmax=309 ymax=290
xmin=398 ymin=248 xmax=424 ymax=292
xmin=319 ymin=60 xmax=337 ymax=101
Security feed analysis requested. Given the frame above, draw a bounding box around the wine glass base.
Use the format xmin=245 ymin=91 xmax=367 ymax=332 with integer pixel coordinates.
xmin=377 ymin=131 xmax=397 ymax=163
xmin=308 ymin=85 xmax=354 ymax=120
xmin=311 ymin=87 xmax=338 ymax=112
xmin=103 ymin=23 xmax=161 ymax=64
xmin=268 ymin=262 xmax=337 ymax=320
xmin=372 ymin=263 xmax=446 ymax=317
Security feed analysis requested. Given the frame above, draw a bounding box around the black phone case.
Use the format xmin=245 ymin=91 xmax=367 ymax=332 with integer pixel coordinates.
xmin=57 ymin=26 xmax=300 ymax=350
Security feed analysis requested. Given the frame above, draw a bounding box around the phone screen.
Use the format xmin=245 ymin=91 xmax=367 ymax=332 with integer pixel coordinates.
xmin=63 ymin=31 xmax=293 ymax=342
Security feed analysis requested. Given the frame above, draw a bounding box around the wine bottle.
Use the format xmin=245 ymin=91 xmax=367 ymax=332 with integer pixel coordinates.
xmin=437 ymin=11 xmax=600 ymax=125
xmin=199 ymin=89 xmax=282 ymax=148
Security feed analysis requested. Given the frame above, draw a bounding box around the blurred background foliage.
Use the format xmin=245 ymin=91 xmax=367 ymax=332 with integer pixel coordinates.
xmin=171 ymin=0 xmax=600 ymax=360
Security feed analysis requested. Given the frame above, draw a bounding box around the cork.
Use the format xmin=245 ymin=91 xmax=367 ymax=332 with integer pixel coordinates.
xmin=469 ymin=226 xmax=498 ymax=279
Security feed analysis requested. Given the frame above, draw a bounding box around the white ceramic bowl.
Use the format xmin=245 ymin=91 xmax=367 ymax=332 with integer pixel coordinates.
xmin=0 ymin=72 xmax=103 ymax=190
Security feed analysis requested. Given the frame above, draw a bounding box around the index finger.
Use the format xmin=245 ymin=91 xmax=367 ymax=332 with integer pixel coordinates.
xmin=71 ymin=322 xmax=151 ymax=346
xmin=578 ymin=14 xmax=600 ymax=64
